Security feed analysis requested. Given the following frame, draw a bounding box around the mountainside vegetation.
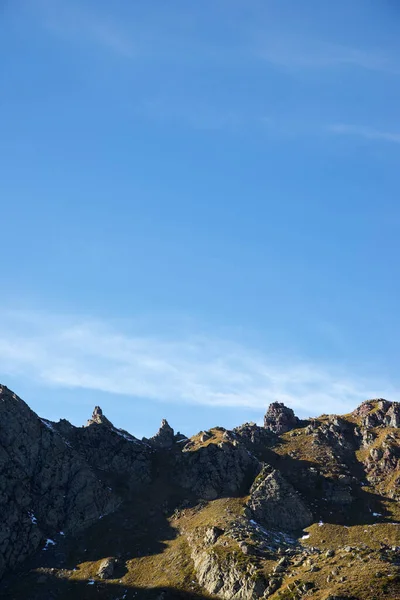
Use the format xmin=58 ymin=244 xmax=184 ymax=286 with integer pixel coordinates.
xmin=0 ymin=385 xmax=399 ymax=599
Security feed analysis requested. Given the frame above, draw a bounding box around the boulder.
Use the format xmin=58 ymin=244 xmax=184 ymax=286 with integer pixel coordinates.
xmin=97 ymin=557 xmax=115 ymax=579
xmin=204 ymin=526 xmax=224 ymax=545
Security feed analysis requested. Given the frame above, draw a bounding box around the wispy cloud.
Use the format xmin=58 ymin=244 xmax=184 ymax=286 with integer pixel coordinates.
xmin=31 ymin=0 xmax=240 ymax=67
xmin=31 ymin=0 xmax=136 ymax=58
xmin=256 ymin=37 xmax=399 ymax=74
xmin=31 ymin=1 xmax=399 ymax=77
xmin=329 ymin=124 xmax=400 ymax=144
xmin=0 ymin=310 xmax=395 ymax=417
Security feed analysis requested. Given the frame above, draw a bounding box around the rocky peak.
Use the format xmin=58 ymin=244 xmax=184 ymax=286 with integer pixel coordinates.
xmin=353 ymin=398 xmax=391 ymax=417
xmin=263 ymin=402 xmax=299 ymax=434
xmin=353 ymin=399 xmax=400 ymax=429
xmin=148 ymin=418 xmax=175 ymax=448
xmin=2 ymin=385 xmax=400 ymax=600
xmin=86 ymin=405 xmax=113 ymax=428
xmin=0 ymin=388 xmax=118 ymax=583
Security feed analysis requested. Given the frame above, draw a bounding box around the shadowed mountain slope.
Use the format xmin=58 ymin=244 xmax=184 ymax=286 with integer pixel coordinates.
xmin=0 ymin=386 xmax=399 ymax=599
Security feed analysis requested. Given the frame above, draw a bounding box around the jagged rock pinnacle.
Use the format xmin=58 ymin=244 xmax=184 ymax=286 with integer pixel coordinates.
xmin=148 ymin=418 xmax=175 ymax=448
xmin=263 ymin=402 xmax=299 ymax=434
xmin=1 ymin=382 xmax=400 ymax=599
xmin=93 ymin=406 xmax=103 ymax=419
xmin=86 ymin=405 xmax=113 ymax=428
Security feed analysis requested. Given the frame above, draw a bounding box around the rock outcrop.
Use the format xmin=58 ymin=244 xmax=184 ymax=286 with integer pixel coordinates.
xmin=263 ymin=402 xmax=300 ymax=434
xmin=246 ymin=466 xmax=313 ymax=531
xmin=97 ymin=557 xmax=115 ymax=579
xmin=353 ymin=398 xmax=400 ymax=428
xmin=86 ymin=405 xmax=113 ymax=427
xmin=178 ymin=439 xmax=259 ymax=500
xmin=147 ymin=419 xmax=175 ymax=448
xmin=188 ymin=531 xmax=267 ymax=599
xmin=0 ymin=386 xmax=118 ymax=580
xmin=1 ymin=389 xmax=400 ymax=600
xmin=55 ymin=407 xmax=152 ymax=493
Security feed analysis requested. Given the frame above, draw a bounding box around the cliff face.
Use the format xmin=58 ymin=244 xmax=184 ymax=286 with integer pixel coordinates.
xmin=0 ymin=386 xmax=119 ymax=580
xmin=0 ymin=386 xmax=399 ymax=600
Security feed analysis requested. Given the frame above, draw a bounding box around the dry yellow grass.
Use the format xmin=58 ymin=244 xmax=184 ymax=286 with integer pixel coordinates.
xmin=4 ymin=407 xmax=400 ymax=600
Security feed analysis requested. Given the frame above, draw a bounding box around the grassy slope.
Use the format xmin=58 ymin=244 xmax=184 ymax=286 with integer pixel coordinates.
xmin=1 ymin=419 xmax=400 ymax=599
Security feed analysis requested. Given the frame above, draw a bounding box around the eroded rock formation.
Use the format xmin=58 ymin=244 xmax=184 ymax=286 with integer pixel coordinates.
xmin=263 ymin=402 xmax=300 ymax=434
xmin=1 ymin=388 xmax=400 ymax=600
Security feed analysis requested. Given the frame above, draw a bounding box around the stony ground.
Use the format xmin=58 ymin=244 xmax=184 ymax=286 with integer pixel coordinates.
xmin=0 ymin=388 xmax=399 ymax=599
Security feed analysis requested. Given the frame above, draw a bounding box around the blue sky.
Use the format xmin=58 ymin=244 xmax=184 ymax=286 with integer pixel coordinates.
xmin=1 ymin=0 xmax=400 ymax=438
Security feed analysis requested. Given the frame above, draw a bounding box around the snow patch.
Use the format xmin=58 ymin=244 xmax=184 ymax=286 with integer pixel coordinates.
xmin=112 ymin=428 xmax=140 ymax=443
xmin=40 ymin=418 xmax=72 ymax=448
xmin=43 ymin=538 xmax=56 ymax=550
xmin=28 ymin=511 xmax=37 ymax=525
xmin=40 ymin=419 xmax=55 ymax=431
xmin=302 ymin=534 xmax=310 ymax=540
xmin=247 ymin=518 xmax=296 ymax=546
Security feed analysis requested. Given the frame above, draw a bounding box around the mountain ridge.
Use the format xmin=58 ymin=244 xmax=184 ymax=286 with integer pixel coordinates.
xmin=0 ymin=384 xmax=399 ymax=599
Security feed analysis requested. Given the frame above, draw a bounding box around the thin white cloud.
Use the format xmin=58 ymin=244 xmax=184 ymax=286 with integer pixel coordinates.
xmin=30 ymin=0 xmax=136 ymax=58
xmin=255 ymin=37 xmax=399 ymax=74
xmin=329 ymin=124 xmax=400 ymax=144
xmin=0 ymin=310 xmax=395 ymax=417
xmin=29 ymin=1 xmax=399 ymax=77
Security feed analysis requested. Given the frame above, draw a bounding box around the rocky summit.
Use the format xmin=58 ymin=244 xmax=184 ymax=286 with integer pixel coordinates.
xmin=0 ymin=385 xmax=399 ymax=600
